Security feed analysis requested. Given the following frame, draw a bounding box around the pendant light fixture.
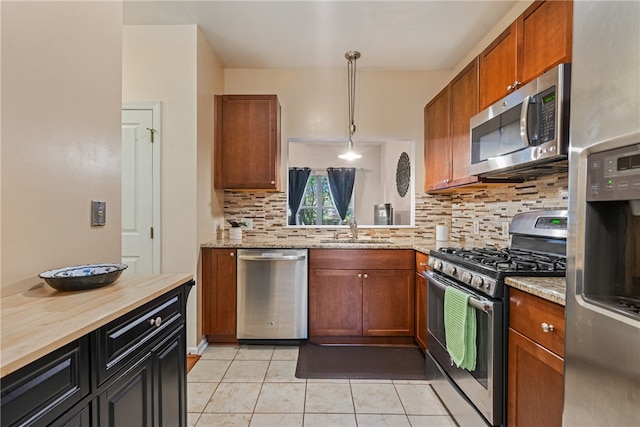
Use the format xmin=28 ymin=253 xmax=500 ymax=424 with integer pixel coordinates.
xmin=339 ymin=50 xmax=362 ymax=160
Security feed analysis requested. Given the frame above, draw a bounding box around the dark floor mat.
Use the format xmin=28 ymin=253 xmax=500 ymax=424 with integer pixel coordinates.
xmin=295 ymin=343 xmax=427 ymax=380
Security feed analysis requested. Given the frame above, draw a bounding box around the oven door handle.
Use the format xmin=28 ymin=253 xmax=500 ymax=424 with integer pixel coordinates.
xmin=423 ymin=271 xmax=493 ymax=313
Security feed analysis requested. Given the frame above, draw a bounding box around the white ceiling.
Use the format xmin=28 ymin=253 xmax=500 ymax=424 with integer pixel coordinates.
xmin=123 ymin=1 xmax=518 ymax=71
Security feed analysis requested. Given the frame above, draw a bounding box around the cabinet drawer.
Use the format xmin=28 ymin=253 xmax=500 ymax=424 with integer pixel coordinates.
xmin=416 ymin=251 xmax=430 ymax=273
xmin=509 ymin=288 xmax=565 ymax=357
xmin=0 ymin=336 xmax=90 ymax=427
xmin=97 ymin=287 xmax=184 ymax=385
xmin=309 ymin=249 xmax=414 ymax=270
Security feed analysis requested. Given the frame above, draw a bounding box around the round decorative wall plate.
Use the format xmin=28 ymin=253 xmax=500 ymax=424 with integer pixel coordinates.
xmin=396 ymin=152 xmax=410 ymax=197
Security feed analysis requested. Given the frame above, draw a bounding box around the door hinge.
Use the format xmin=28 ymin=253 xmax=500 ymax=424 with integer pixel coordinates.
xmin=146 ymin=128 xmax=156 ymax=143
xmin=150 ymin=227 xmax=154 ymax=239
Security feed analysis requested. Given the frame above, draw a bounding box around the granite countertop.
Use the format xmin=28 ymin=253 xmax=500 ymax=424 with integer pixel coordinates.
xmin=1 ymin=273 xmax=193 ymax=377
xmin=505 ymin=276 xmax=566 ymax=306
xmin=202 ymin=237 xmax=431 ymax=251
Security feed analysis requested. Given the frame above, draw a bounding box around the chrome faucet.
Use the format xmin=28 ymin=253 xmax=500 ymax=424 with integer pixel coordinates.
xmin=347 ymin=218 xmax=358 ymax=240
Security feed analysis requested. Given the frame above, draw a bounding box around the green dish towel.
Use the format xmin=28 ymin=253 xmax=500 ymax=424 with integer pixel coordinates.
xmin=444 ymin=286 xmax=477 ymax=371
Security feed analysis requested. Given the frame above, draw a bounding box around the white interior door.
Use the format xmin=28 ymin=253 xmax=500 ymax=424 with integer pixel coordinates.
xmin=121 ymin=105 xmax=160 ymax=273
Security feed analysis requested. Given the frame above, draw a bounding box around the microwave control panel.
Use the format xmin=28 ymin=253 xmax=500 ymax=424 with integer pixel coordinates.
xmin=587 ymin=143 xmax=640 ymax=201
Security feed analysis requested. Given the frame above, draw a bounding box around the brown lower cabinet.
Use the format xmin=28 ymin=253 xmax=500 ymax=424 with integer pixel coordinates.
xmin=414 ymin=251 xmax=430 ymax=351
xmin=309 ymin=249 xmax=415 ymax=345
xmin=508 ymin=288 xmax=565 ymax=426
xmin=202 ymin=248 xmax=237 ymax=343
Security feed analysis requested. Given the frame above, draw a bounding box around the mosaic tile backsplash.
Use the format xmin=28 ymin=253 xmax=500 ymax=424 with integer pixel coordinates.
xmin=222 ymin=172 xmax=568 ymax=249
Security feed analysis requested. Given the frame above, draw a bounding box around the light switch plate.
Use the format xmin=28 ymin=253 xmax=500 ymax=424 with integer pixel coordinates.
xmin=91 ymin=200 xmax=106 ymax=226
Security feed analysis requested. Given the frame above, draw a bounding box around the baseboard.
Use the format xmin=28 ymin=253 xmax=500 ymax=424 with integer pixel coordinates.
xmin=187 ymin=337 xmax=209 ymax=356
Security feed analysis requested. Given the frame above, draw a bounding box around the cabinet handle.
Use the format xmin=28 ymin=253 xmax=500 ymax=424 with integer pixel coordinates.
xmin=270 ymin=181 xmax=275 ymax=185
xmin=149 ymin=316 xmax=163 ymax=327
xmin=230 ymin=252 xmax=235 ymax=257
xmin=507 ymin=81 xmax=522 ymax=91
xmin=364 ymin=273 xmax=368 ymax=279
xmin=541 ymin=322 xmax=554 ymax=333
xmin=419 ymin=262 xmax=427 ymax=267
xmin=358 ymin=273 xmax=362 ymax=278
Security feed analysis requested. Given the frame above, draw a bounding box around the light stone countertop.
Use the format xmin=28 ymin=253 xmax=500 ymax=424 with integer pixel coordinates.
xmin=505 ymin=276 xmax=566 ymax=306
xmin=201 ymin=237 xmax=432 ymax=251
xmin=1 ymin=273 xmax=193 ymax=377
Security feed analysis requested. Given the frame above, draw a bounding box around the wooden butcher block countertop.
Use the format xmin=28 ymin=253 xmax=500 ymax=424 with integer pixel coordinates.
xmin=1 ymin=273 xmax=193 ymax=378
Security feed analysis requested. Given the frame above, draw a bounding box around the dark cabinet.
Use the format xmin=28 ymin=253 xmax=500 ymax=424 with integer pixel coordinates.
xmin=479 ymin=0 xmax=573 ymax=110
xmin=152 ymin=328 xmax=186 ymax=427
xmin=202 ymin=248 xmax=237 ymax=343
xmin=1 ymin=282 xmax=192 ymax=427
xmin=98 ymin=356 xmax=153 ymax=427
xmin=214 ymin=95 xmax=281 ymax=191
xmin=0 ymin=337 xmax=90 ymax=427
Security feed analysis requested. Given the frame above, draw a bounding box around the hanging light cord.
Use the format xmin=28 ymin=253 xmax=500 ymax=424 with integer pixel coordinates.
xmin=346 ymin=51 xmax=360 ymax=140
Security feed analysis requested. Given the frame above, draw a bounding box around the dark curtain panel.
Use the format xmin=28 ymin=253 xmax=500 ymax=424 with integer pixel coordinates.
xmin=288 ymin=167 xmax=311 ymax=225
xmin=326 ymin=167 xmax=356 ymax=221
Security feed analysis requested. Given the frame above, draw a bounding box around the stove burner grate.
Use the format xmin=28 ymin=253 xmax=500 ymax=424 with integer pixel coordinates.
xmin=438 ymin=247 xmax=566 ymax=274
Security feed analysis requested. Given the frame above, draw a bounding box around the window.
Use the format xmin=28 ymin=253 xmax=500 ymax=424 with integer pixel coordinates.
xmin=293 ymin=172 xmax=354 ymax=226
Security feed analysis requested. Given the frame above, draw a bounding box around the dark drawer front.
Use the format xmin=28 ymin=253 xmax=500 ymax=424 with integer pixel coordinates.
xmin=97 ymin=288 xmax=184 ymax=385
xmin=0 ymin=336 xmax=90 ymax=427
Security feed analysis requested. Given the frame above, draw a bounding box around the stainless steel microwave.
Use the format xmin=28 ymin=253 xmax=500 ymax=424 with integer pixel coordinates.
xmin=469 ymin=63 xmax=571 ymax=179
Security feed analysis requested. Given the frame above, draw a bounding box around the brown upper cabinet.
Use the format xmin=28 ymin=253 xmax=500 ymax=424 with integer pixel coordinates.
xmin=214 ymin=94 xmax=281 ymax=191
xmin=479 ymin=0 xmax=573 ymax=110
xmin=424 ymin=59 xmax=480 ymax=192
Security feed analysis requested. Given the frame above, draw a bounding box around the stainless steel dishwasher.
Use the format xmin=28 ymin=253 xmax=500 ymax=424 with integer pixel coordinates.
xmin=236 ymin=249 xmax=308 ymax=340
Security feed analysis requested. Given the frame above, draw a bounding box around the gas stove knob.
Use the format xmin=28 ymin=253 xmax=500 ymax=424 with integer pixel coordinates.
xmin=461 ymin=272 xmax=472 ymax=284
xmin=427 ymin=258 xmax=436 ymax=268
xmin=433 ymin=260 xmax=443 ymax=270
xmin=471 ymin=276 xmax=484 ymax=288
xmin=444 ymin=265 xmax=456 ymax=275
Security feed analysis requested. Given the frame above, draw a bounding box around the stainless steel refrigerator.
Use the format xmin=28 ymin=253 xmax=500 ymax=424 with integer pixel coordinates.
xmin=565 ymin=2 xmax=640 ymax=426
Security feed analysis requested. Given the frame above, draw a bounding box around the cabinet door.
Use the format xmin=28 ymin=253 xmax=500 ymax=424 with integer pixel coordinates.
xmin=214 ymin=95 xmax=280 ymax=190
xmin=309 ymin=269 xmax=362 ymax=336
xmin=520 ymin=0 xmax=573 ymax=84
xmin=202 ymin=248 xmax=237 ymax=342
xmin=363 ymin=270 xmax=414 ymax=336
xmin=414 ymin=272 xmax=427 ymax=351
xmin=0 ymin=337 xmax=90 ymax=427
xmin=450 ymin=58 xmax=480 ymax=187
xmin=54 ymin=404 xmax=92 ymax=427
xmin=508 ymin=329 xmax=563 ymax=427
xmin=424 ymin=87 xmax=451 ymax=191
xmin=479 ymin=22 xmax=519 ymax=110
xmin=153 ymin=328 xmax=186 ymax=427
xmin=99 ymin=356 xmax=153 ymax=427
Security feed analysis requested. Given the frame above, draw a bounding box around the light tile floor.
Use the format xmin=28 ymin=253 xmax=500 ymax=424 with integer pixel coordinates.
xmin=188 ymin=344 xmax=456 ymax=427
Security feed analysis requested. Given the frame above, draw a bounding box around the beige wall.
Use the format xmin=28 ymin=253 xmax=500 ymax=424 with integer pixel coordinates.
xmin=450 ymin=0 xmax=535 ymax=78
xmin=224 ymin=68 xmax=451 ymax=190
xmin=196 ymin=30 xmax=225 ymax=349
xmin=123 ymin=25 xmax=224 ymax=351
xmin=1 ymin=1 xmax=123 ymax=292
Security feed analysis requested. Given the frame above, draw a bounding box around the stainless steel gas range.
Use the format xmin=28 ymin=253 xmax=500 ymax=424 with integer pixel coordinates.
xmin=423 ymin=210 xmax=567 ymax=426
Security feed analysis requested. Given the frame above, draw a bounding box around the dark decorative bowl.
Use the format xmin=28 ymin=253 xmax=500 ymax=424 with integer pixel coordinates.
xmin=39 ymin=263 xmax=128 ymax=291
